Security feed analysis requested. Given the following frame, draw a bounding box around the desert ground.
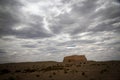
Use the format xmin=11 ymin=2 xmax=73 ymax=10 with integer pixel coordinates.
xmin=0 ymin=61 xmax=120 ymax=80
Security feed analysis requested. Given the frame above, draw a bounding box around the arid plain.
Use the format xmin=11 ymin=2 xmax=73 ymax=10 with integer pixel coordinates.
xmin=0 ymin=55 xmax=120 ymax=80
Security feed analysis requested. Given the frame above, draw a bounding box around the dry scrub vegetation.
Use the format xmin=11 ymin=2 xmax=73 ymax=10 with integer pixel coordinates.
xmin=0 ymin=61 xmax=120 ymax=80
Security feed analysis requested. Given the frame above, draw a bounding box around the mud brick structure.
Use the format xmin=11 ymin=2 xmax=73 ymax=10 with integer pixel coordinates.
xmin=63 ymin=55 xmax=87 ymax=63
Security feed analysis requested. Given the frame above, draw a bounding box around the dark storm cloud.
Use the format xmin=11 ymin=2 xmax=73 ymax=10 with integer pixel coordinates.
xmin=109 ymin=41 xmax=120 ymax=46
xmin=14 ymin=23 xmax=53 ymax=39
xmin=57 ymin=14 xmax=76 ymax=25
xmin=50 ymin=0 xmax=98 ymax=35
xmin=0 ymin=0 xmax=120 ymax=63
xmin=0 ymin=0 xmax=21 ymax=7
xmin=116 ymin=47 xmax=120 ymax=52
xmin=0 ymin=0 xmax=22 ymax=37
xmin=71 ymin=0 xmax=120 ymax=35
xmin=49 ymin=13 xmax=77 ymax=34
xmin=21 ymin=44 xmax=37 ymax=48
xmin=0 ymin=12 xmax=18 ymax=37
xmin=70 ymin=23 xmax=90 ymax=35
xmin=57 ymin=39 xmax=95 ymax=47
xmin=44 ymin=47 xmax=59 ymax=52
xmin=88 ymin=21 xmax=120 ymax=32
xmin=0 ymin=49 xmax=6 ymax=54
xmin=88 ymin=0 xmax=120 ymax=33
xmin=72 ymin=0 xmax=98 ymax=16
xmin=117 ymin=0 xmax=120 ymax=3
xmin=104 ymin=6 xmax=120 ymax=19
xmin=0 ymin=0 xmax=53 ymax=39
xmin=0 ymin=49 xmax=7 ymax=59
xmin=0 ymin=13 xmax=52 ymax=38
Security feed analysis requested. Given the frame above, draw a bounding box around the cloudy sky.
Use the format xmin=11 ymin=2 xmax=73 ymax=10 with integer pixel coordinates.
xmin=0 ymin=0 xmax=120 ymax=63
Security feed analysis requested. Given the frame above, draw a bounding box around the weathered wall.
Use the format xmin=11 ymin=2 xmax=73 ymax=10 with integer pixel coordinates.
xmin=63 ymin=55 xmax=87 ymax=63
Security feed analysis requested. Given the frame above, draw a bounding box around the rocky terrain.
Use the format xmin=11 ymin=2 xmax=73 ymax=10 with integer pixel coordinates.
xmin=0 ymin=55 xmax=120 ymax=80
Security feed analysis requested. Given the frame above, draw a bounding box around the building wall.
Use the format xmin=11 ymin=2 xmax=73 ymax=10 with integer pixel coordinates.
xmin=63 ymin=55 xmax=87 ymax=63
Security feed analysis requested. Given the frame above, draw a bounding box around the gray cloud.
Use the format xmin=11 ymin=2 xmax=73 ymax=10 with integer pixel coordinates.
xmin=0 ymin=0 xmax=21 ymax=37
xmin=0 ymin=0 xmax=120 ymax=63
xmin=0 ymin=0 xmax=22 ymax=37
xmin=0 ymin=12 xmax=18 ymax=36
xmin=0 ymin=49 xmax=6 ymax=54
xmin=0 ymin=0 xmax=53 ymax=39
xmin=71 ymin=0 xmax=98 ymax=16
xmin=0 ymin=0 xmax=22 ymax=11
xmin=21 ymin=44 xmax=37 ymax=48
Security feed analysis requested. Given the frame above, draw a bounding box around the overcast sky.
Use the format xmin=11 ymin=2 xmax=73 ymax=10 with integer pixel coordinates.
xmin=0 ymin=0 xmax=120 ymax=63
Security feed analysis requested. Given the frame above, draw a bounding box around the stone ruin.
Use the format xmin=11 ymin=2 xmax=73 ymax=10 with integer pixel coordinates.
xmin=63 ymin=55 xmax=87 ymax=63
